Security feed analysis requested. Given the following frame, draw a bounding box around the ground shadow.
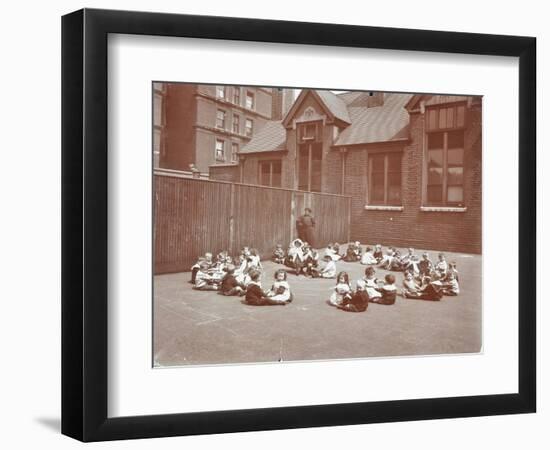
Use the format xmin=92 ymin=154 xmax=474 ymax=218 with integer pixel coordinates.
xmin=35 ymin=417 xmax=61 ymax=433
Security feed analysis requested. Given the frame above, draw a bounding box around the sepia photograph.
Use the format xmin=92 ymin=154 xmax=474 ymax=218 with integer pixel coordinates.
xmin=152 ymin=83 xmax=482 ymax=367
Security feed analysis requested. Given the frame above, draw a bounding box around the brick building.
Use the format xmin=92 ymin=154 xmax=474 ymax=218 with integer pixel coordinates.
xmin=154 ymin=83 xmax=294 ymax=173
xmin=211 ymin=89 xmax=482 ymax=253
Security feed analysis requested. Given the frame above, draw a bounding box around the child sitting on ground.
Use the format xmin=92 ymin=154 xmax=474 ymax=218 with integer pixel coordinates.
xmin=402 ymin=248 xmax=420 ymax=274
xmin=373 ymin=244 xmax=384 ymax=264
xmin=272 ymin=244 xmax=286 ymax=264
xmin=328 ymin=272 xmax=352 ymax=307
xmin=360 ymin=246 xmax=378 ymax=265
xmin=286 ymin=238 xmax=305 ymax=269
xmin=302 ymin=244 xmax=319 ymax=277
xmin=243 ymin=270 xmax=287 ymax=306
xmin=190 ymin=252 xmax=214 ymax=284
xmin=363 ymin=266 xmax=382 ymax=302
xmin=312 ymin=254 xmax=337 ymax=279
xmin=370 ymin=274 xmax=397 ymax=305
xmin=247 ymin=248 xmax=262 ymax=272
xmin=324 ymin=243 xmax=342 ymax=261
xmin=418 ymin=252 xmax=435 ymax=281
xmin=264 ymin=269 xmax=293 ymax=304
xmin=193 ymin=261 xmax=220 ymax=291
xmin=379 ymin=247 xmax=396 ymax=270
xmin=402 ymin=271 xmax=442 ymax=301
xmin=434 ymin=253 xmax=448 ymax=278
xmin=218 ymin=264 xmax=246 ymax=296
xmin=337 ymin=279 xmax=369 ymax=313
xmin=343 ymin=241 xmax=362 ymax=262
xmin=441 ymin=270 xmax=460 ymax=296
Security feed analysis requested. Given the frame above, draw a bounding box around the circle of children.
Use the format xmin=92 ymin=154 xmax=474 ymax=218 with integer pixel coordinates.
xmin=190 ymin=240 xmax=460 ymax=312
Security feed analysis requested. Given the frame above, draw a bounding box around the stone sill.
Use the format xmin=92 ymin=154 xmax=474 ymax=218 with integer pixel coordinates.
xmin=364 ymin=205 xmax=404 ymax=211
xmin=420 ymin=206 xmax=468 ymax=213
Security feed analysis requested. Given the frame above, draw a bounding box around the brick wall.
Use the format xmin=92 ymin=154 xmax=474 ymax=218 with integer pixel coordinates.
xmin=345 ymin=104 xmax=482 ymax=254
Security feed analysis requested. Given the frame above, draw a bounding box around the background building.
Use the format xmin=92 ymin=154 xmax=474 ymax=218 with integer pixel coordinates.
xmin=154 ymin=83 xmax=294 ymax=173
xmin=211 ymin=89 xmax=482 ymax=253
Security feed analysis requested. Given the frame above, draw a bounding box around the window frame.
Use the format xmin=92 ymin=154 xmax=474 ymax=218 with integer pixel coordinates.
xmin=233 ymin=86 xmax=240 ymax=105
xmin=258 ymin=159 xmax=282 ymax=187
xmin=245 ymin=118 xmax=254 ymax=137
xmin=245 ymin=91 xmax=255 ymax=110
xmin=216 ymin=109 xmax=226 ymax=129
xmin=214 ymin=139 xmax=226 ymax=162
xmin=216 ymin=85 xmax=226 ymax=99
xmin=231 ymin=143 xmax=239 ymax=163
xmin=232 ymin=114 xmax=240 ymax=134
xmin=423 ymin=105 xmax=466 ymax=207
xmin=367 ymin=152 xmax=403 ymax=206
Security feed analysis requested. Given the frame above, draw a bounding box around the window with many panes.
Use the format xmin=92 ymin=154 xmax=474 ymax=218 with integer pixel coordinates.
xmin=233 ymin=87 xmax=240 ymax=105
xmin=425 ymin=103 xmax=466 ymax=207
xmin=153 ymin=83 xmax=165 ymax=169
xmin=232 ymin=114 xmax=240 ymax=134
xmin=215 ymin=139 xmax=225 ymax=162
xmin=216 ymin=110 xmax=226 ymax=129
xmin=297 ymin=122 xmax=322 ymax=192
xmin=245 ymin=91 xmax=255 ymax=109
xmin=245 ymin=118 xmax=253 ymax=137
xmin=259 ymin=160 xmax=282 ymax=187
xmin=368 ymin=153 xmax=402 ymax=205
xmin=231 ymin=143 xmax=239 ymax=163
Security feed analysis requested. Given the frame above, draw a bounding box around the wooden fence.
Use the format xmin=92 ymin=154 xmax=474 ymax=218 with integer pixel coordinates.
xmin=154 ymin=172 xmax=351 ymax=274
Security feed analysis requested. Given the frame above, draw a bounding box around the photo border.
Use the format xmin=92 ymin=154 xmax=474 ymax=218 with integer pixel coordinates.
xmin=61 ymin=8 xmax=536 ymax=441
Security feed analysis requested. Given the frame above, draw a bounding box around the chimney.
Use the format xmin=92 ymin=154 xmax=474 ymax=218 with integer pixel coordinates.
xmin=367 ymin=91 xmax=384 ymax=108
xmin=272 ymin=88 xmax=296 ymax=120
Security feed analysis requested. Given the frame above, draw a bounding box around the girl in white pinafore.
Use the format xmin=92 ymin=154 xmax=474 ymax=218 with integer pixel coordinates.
xmin=265 ymin=269 xmax=293 ymax=303
xmin=328 ymin=272 xmax=352 ymax=306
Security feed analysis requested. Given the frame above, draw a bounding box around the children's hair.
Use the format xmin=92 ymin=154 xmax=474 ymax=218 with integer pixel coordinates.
xmin=438 ymin=252 xmax=445 ymax=259
xmin=225 ymin=264 xmax=235 ymax=274
xmin=274 ymin=269 xmax=287 ymax=280
xmin=250 ymin=248 xmax=258 ymax=256
xmin=375 ymin=244 xmax=382 ymax=249
xmin=199 ymin=261 xmax=210 ymax=270
xmin=385 ymin=274 xmax=396 ymax=284
xmin=365 ymin=246 xmax=372 ymax=252
xmin=323 ymin=254 xmax=332 ymax=261
xmin=249 ymin=270 xmax=261 ymax=281
xmin=365 ymin=266 xmax=376 ymax=277
xmin=205 ymin=252 xmax=213 ymax=258
xmin=336 ymin=271 xmax=350 ymax=285
xmin=276 ymin=244 xmax=282 ymax=248
xmin=422 ymin=252 xmax=429 ymax=258
xmin=305 ymin=207 xmax=312 ymax=213
xmin=408 ymin=247 xmax=414 ymax=253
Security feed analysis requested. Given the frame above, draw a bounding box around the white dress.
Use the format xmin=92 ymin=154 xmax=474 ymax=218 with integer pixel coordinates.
xmin=329 ymin=283 xmax=351 ymax=306
xmin=266 ymin=280 xmax=292 ymax=303
xmin=360 ymin=252 xmax=377 ymax=265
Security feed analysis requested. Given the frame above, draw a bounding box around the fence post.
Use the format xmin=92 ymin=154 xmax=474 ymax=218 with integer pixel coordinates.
xmin=290 ymin=191 xmax=296 ymax=241
xmin=229 ymin=183 xmax=236 ymax=255
xmin=347 ymin=197 xmax=351 ymax=243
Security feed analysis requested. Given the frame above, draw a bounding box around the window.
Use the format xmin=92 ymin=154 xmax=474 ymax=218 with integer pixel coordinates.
xmin=216 ymin=110 xmax=226 ymax=129
xmin=216 ymin=86 xmax=225 ymax=99
xmin=245 ymin=91 xmax=255 ymax=109
xmin=153 ymin=90 xmax=165 ymax=169
xmin=233 ymin=87 xmax=240 ymax=105
xmin=245 ymin=118 xmax=253 ymax=137
xmin=231 ymin=143 xmax=239 ymax=163
xmin=259 ymin=160 xmax=282 ymax=187
xmin=153 ymin=93 xmax=164 ymax=127
xmin=215 ymin=139 xmax=225 ymax=162
xmin=368 ymin=153 xmax=402 ymax=205
xmin=232 ymin=114 xmax=240 ymax=134
xmin=297 ymin=122 xmax=323 ymax=192
xmin=426 ymin=130 xmax=464 ymax=206
xmin=427 ymin=103 xmax=466 ymax=131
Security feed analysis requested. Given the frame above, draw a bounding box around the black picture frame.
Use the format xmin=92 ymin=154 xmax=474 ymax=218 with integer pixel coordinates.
xmin=61 ymin=8 xmax=536 ymax=442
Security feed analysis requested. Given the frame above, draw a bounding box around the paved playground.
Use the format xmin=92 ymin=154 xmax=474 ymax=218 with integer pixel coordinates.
xmin=153 ymin=245 xmax=481 ymax=367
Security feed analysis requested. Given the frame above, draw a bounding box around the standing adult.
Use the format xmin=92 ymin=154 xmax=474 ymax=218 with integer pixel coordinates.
xmin=296 ymin=207 xmax=316 ymax=248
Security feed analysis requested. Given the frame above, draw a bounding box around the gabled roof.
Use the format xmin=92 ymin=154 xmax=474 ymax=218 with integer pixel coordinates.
xmin=406 ymin=93 xmax=475 ymax=111
xmin=281 ymin=89 xmax=351 ymax=128
xmin=240 ymin=121 xmax=286 ymax=154
xmin=315 ymin=90 xmax=351 ymax=124
xmin=334 ymin=93 xmax=413 ymax=146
